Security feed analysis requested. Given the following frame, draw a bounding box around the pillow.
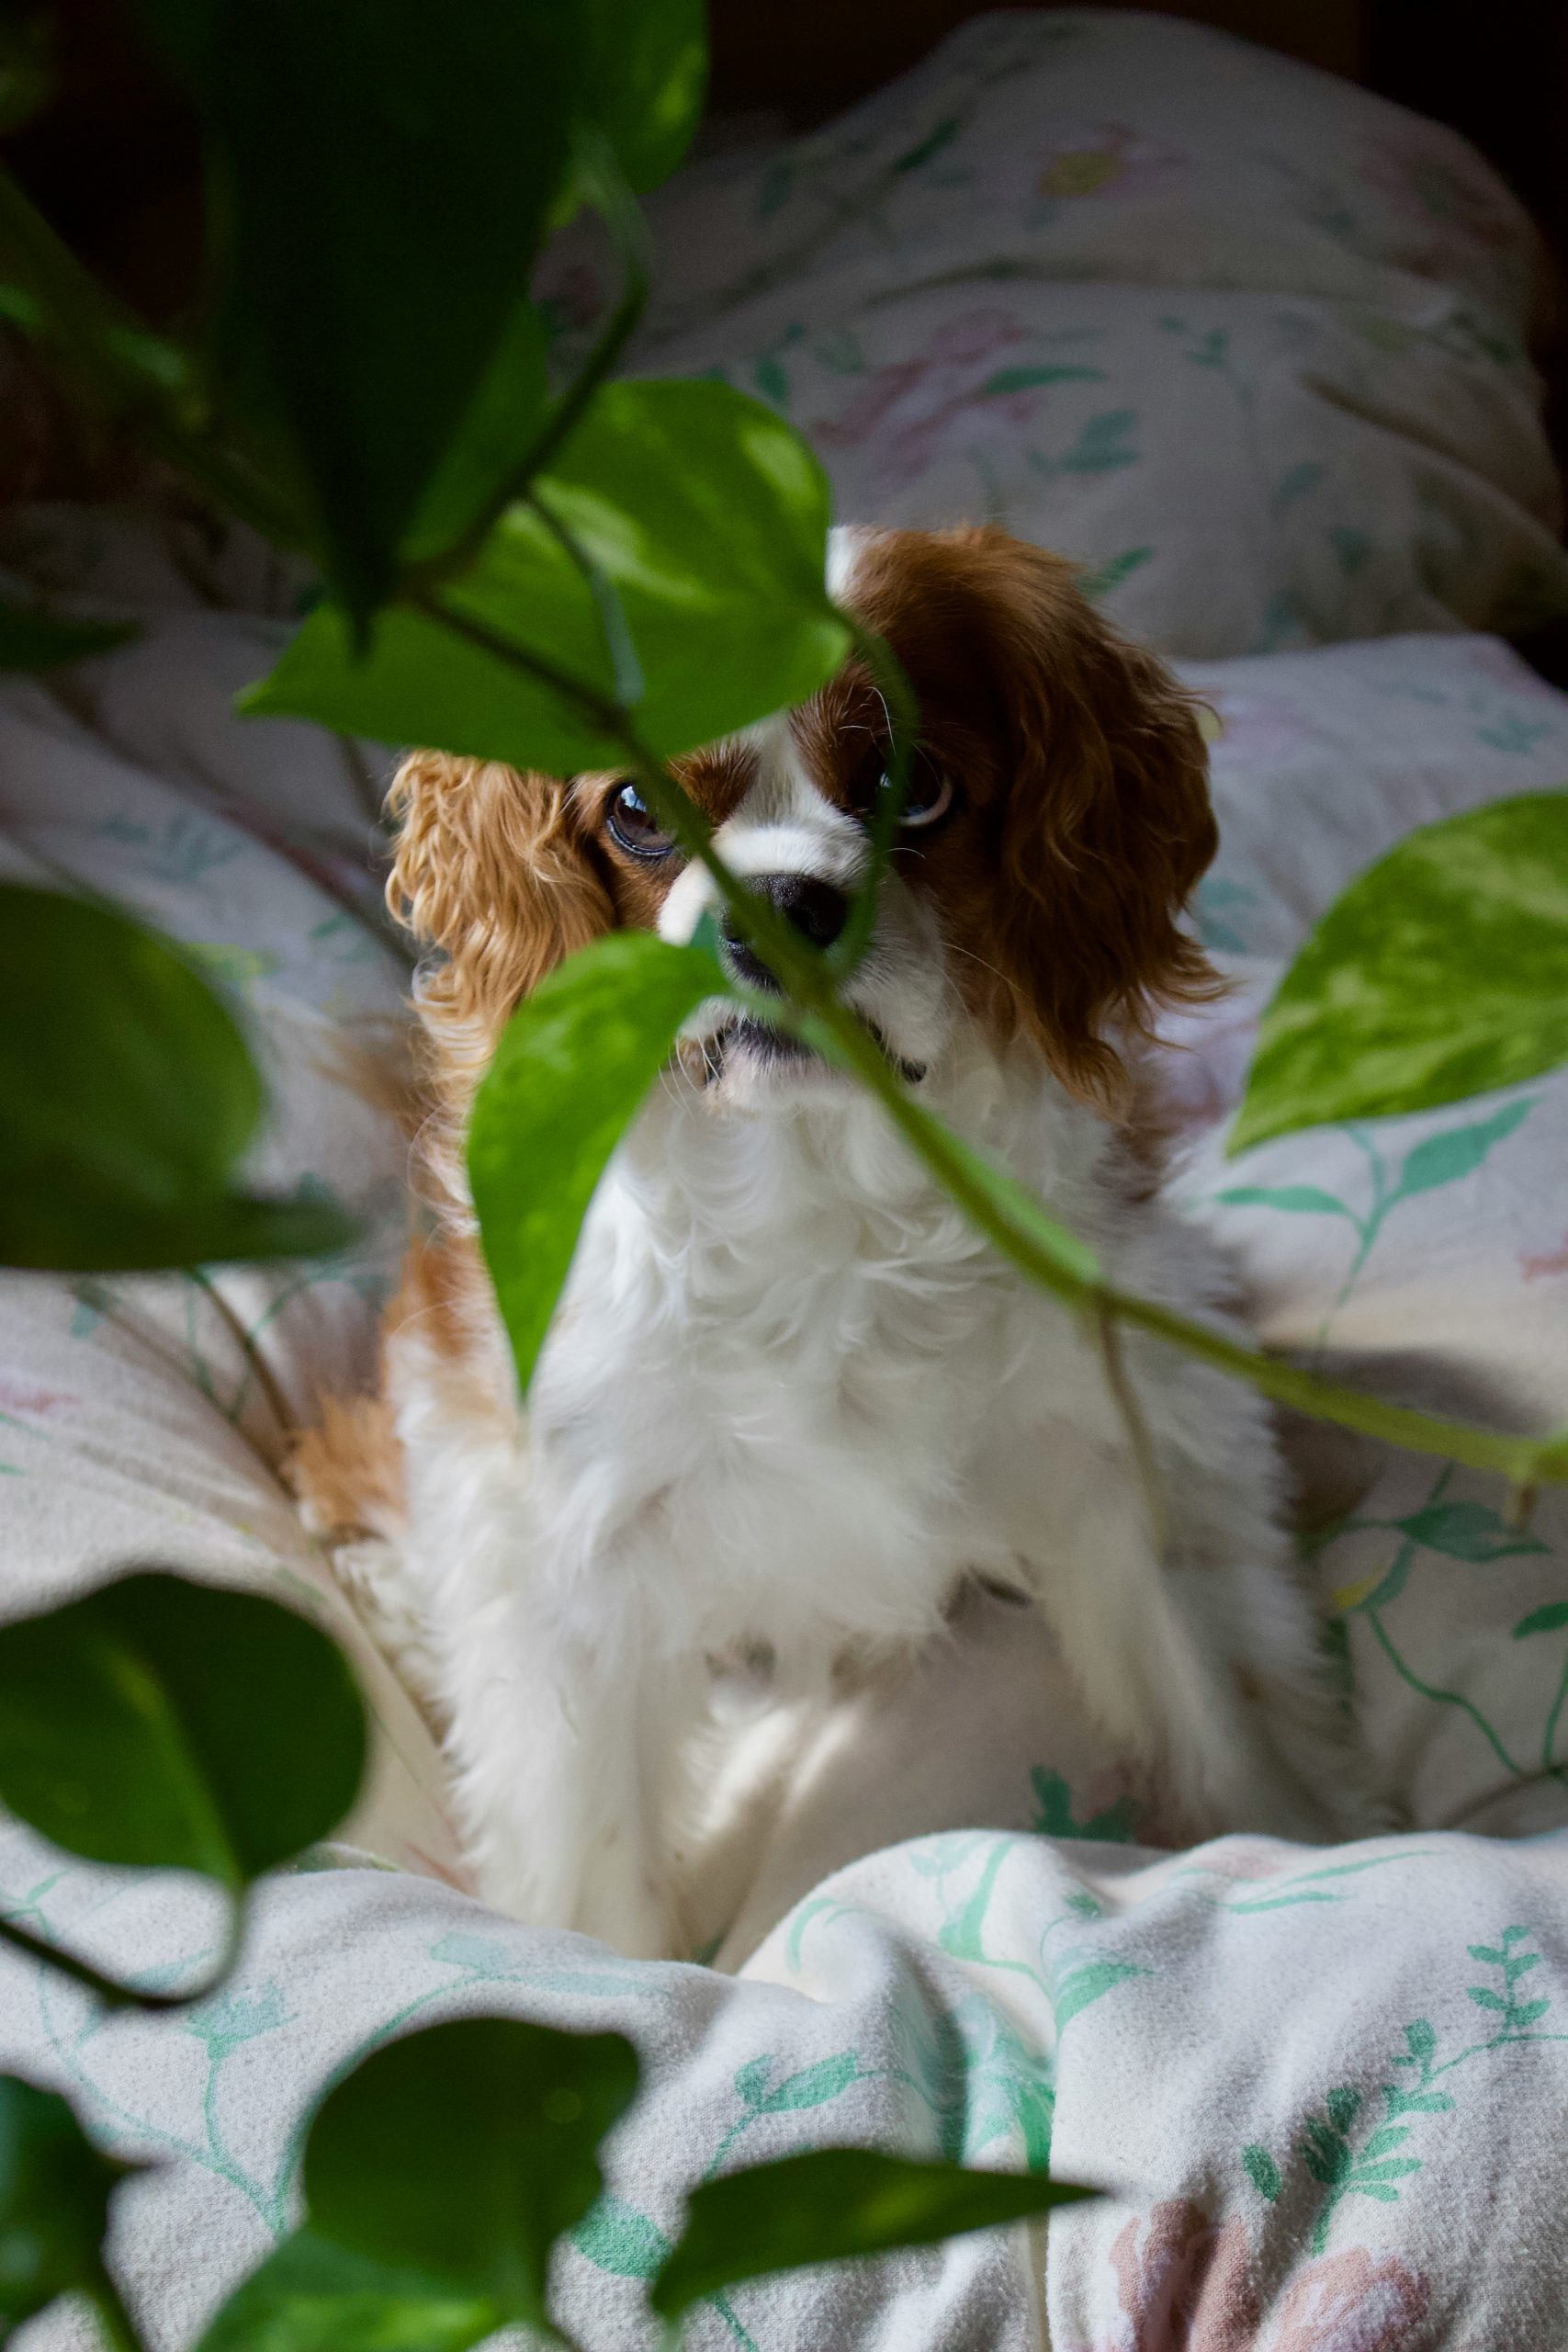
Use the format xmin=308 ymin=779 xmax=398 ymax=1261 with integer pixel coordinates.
xmin=537 ymin=8 xmax=1568 ymax=659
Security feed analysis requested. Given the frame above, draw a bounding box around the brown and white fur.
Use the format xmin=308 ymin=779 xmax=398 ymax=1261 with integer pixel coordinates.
xmin=294 ymin=526 xmax=1366 ymax=1958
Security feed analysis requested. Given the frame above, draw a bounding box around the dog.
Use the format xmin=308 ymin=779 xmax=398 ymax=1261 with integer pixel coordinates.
xmin=293 ymin=524 xmax=1366 ymax=1959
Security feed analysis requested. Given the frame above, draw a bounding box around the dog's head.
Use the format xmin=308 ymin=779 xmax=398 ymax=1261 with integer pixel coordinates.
xmin=388 ymin=526 xmax=1217 ymax=1122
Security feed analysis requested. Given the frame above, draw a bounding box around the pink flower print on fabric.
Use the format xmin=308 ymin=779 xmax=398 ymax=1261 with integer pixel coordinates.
xmin=1201 ymin=694 xmax=1319 ymax=770
xmin=1032 ymin=120 xmax=1189 ymax=206
xmin=1358 ymin=127 xmax=1526 ymax=296
xmin=1268 ymin=2247 xmax=1430 ymax=2350
xmin=1089 ymin=2199 xmax=1430 ymax=2352
xmin=1100 ymin=2202 xmax=1258 ymax=2351
xmin=812 ymin=308 xmax=1082 ymax=492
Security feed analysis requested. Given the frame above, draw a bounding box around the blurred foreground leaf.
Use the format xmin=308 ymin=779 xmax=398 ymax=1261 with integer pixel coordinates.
xmin=0 ymin=886 xmax=354 ymax=1271
xmin=195 ymin=2229 xmax=502 ymax=2352
xmin=303 ymin=2018 xmax=639 ymax=2337
xmin=139 ymin=0 xmax=579 ymax=616
xmin=0 ymin=2076 xmax=141 ymax=2335
xmin=0 ymin=1571 xmax=367 ymax=1889
xmin=651 ymin=2147 xmax=1097 ymax=2319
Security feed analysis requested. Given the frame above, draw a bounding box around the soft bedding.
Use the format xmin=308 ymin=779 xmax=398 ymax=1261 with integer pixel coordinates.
xmin=5 ymin=11 xmax=1568 ymax=2347
xmin=547 ymin=8 xmax=1568 ymax=661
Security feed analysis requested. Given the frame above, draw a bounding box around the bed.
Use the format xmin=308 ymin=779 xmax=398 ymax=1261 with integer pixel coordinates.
xmin=3 ymin=13 xmax=1567 ymax=2346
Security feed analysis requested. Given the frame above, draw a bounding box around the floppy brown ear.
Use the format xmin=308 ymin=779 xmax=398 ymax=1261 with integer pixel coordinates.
xmin=385 ymin=752 xmax=615 ymax=1080
xmin=965 ymin=534 xmax=1219 ymax=1104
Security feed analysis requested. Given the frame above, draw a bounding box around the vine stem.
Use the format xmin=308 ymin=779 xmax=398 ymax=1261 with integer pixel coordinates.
xmin=409 ymin=589 xmax=1568 ymax=1488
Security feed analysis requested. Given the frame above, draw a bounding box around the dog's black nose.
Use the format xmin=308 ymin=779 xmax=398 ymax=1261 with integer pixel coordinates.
xmin=721 ymin=875 xmax=849 ymax=990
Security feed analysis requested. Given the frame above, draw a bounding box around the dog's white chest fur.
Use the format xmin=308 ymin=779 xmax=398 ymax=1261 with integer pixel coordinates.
xmin=388 ymin=1056 xmax=1354 ymax=1957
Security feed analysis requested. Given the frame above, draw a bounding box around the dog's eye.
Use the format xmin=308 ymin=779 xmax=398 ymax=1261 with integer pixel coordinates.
xmin=606 ymin=780 xmax=676 ymax=860
xmin=875 ymin=752 xmax=957 ymax=832
xmin=896 ymin=760 xmax=956 ymax=831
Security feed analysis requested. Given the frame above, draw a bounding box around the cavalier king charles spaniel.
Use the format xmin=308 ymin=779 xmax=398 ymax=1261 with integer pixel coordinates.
xmin=294 ymin=525 xmax=1366 ymax=1958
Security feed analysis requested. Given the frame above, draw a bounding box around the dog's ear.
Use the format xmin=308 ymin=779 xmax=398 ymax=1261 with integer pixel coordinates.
xmin=386 ymin=752 xmax=615 ymax=1062
xmin=966 ymin=534 xmax=1220 ymax=1104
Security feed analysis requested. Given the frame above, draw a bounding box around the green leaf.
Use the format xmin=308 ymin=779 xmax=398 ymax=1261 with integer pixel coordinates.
xmin=195 ymin=2228 xmax=503 ymax=2352
xmin=139 ymin=0 xmax=580 ymax=616
xmin=245 ymin=379 xmax=852 ymax=776
xmin=0 ymin=2075 xmax=141 ymax=2333
xmin=468 ymin=931 xmax=726 ymax=1394
xmin=400 ymin=307 xmax=550 ymax=567
xmin=1241 ymin=2144 xmax=1280 ymax=2201
xmin=1216 ymin=1184 xmax=1358 ymax=1219
xmin=1359 ymin=2126 xmax=1411 ymax=2162
xmin=1230 ymin=792 xmax=1568 ymax=1150
xmin=1404 ymin=2018 xmax=1436 ymax=2062
xmin=1510 ymin=1997 xmax=1550 ymax=2027
xmin=0 ymin=887 xmax=355 ymax=1272
xmin=1467 ymin=1944 xmax=1506 ymax=1964
xmin=1515 ymin=1602 xmax=1568 ymax=1638
xmin=0 ymin=594 xmax=137 ymax=671
xmin=0 ymin=1570 xmax=367 ymax=1887
xmin=579 ymin=0 xmax=705 ymax=193
xmin=302 ymin=2018 xmax=639 ymax=2334
xmin=1467 ymin=1987 xmax=1508 ymax=2011
xmin=650 ymin=2149 xmax=1096 ymax=2321
xmin=1397 ymin=1499 xmax=1548 ymax=1562
xmin=1393 ymin=1101 xmax=1535 ymax=1200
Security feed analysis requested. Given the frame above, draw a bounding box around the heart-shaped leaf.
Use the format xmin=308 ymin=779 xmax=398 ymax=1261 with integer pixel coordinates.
xmin=139 ymin=0 xmax=580 ymax=616
xmin=0 ymin=1571 xmax=367 ymax=1887
xmin=0 ymin=2075 xmax=142 ymax=2334
xmin=244 ymin=380 xmax=852 ymax=776
xmin=468 ymin=930 xmax=727 ymax=1394
xmin=302 ymin=2018 xmax=640 ymax=2335
xmin=1231 ymin=791 xmax=1568 ymax=1151
xmin=0 ymin=886 xmax=355 ymax=1271
xmin=651 ymin=2148 xmax=1097 ymax=2320
xmin=195 ymin=2229 xmax=503 ymax=2352
xmin=579 ymin=0 xmax=706 ymax=194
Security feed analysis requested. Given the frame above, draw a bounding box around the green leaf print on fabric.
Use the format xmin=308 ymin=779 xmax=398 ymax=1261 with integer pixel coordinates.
xmin=1328 ymin=1460 xmax=1568 ymax=1780
xmin=891 ymin=1995 xmax=1057 ymax=2172
xmin=572 ymin=2191 xmax=672 ymax=2279
xmin=1219 ymin=1099 xmax=1537 ymax=1344
xmin=978 ymin=364 xmax=1104 ymax=396
xmin=1255 ymin=1926 xmax=1568 ymax=2256
xmin=1027 ymin=1768 xmax=1137 ymax=1844
xmin=1392 ymin=1499 xmax=1547 ymax=1562
xmin=1074 ymin=547 xmax=1153 ymax=605
xmin=702 ymin=2050 xmax=869 ymax=2184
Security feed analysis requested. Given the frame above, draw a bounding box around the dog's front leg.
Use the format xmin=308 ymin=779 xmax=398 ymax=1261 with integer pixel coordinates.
xmin=434 ymin=1578 xmax=694 ymax=1959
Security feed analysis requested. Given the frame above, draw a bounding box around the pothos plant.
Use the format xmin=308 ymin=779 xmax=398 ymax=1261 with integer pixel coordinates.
xmin=0 ymin=0 xmax=1565 ymax=2345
